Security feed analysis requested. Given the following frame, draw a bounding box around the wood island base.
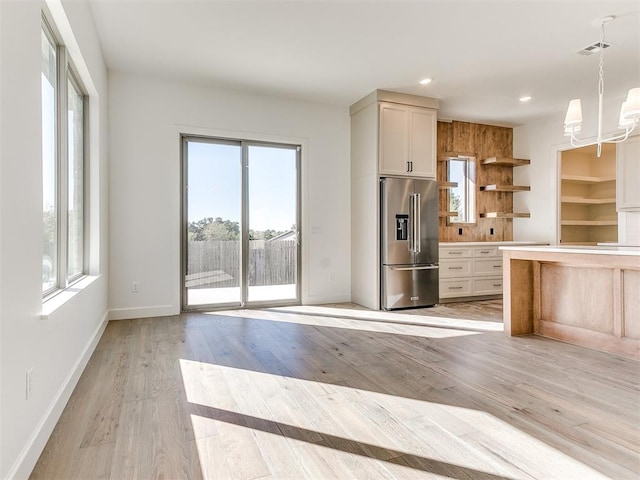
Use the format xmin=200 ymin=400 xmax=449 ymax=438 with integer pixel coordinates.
xmin=501 ymin=246 xmax=640 ymax=360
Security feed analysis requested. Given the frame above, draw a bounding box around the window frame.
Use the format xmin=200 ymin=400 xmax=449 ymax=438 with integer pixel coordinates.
xmin=42 ymin=13 xmax=90 ymax=299
xmin=66 ymin=69 xmax=89 ymax=284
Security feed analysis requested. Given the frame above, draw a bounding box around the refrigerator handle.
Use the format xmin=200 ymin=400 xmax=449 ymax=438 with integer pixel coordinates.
xmin=390 ymin=265 xmax=438 ymax=271
xmin=409 ymin=193 xmax=421 ymax=254
xmin=408 ymin=193 xmax=415 ymax=253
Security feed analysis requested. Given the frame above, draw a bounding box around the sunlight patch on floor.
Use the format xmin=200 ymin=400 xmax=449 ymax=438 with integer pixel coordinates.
xmin=278 ymin=304 xmax=504 ymax=331
xmin=206 ymin=308 xmax=488 ymax=339
xmin=179 ymin=359 xmax=609 ymax=480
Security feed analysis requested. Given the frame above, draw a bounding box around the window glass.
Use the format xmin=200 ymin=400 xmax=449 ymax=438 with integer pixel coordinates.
xmin=42 ymin=28 xmax=57 ymax=292
xmin=447 ymin=156 xmax=476 ymax=224
xmin=67 ymin=78 xmax=84 ymax=279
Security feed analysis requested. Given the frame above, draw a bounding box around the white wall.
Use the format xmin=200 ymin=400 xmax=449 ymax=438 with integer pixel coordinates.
xmin=0 ymin=1 xmax=108 ymax=478
xmin=513 ymin=94 xmax=633 ymax=243
xmin=108 ymin=73 xmax=351 ymax=318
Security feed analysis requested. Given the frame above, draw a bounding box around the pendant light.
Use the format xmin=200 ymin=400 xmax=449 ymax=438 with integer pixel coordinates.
xmin=563 ymin=16 xmax=640 ymax=157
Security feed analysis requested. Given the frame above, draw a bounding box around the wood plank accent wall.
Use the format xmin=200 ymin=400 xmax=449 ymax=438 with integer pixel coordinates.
xmin=437 ymin=121 xmax=515 ymax=242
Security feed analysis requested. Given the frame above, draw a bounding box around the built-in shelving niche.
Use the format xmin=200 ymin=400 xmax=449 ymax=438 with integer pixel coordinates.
xmin=559 ymin=144 xmax=617 ymax=245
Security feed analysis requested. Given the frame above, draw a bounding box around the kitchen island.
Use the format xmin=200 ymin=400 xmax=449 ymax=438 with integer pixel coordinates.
xmin=500 ymin=245 xmax=640 ymax=359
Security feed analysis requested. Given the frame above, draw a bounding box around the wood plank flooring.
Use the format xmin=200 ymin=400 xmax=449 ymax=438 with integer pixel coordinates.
xmin=30 ymin=300 xmax=640 ymax=479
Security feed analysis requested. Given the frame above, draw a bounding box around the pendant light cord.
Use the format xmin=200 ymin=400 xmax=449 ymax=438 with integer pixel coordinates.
xmin=596 ymin=20 xmax=606 ymax=157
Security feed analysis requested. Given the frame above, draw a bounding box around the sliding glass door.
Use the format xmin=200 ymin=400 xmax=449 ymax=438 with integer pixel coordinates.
xmin=247 ymin=145 xmax=298 ymax=303
xmin=182 ymin=136 xmax=300 ymax=309
xmin=184 ymin=139 xmax=242 ymax=306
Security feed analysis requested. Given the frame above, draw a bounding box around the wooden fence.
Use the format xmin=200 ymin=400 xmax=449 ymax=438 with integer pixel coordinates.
xmin=186 ymin=240 xmax=296 ymax=288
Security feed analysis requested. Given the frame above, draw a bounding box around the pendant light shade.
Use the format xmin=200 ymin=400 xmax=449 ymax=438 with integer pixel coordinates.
xmin=564 ymin=99 xmax=583 ymax=126
xmin=622 ymin=88 xmax=640 ymax=120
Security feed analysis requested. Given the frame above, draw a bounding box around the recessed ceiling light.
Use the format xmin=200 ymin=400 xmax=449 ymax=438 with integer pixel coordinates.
xmin=419 ymin=78 xmax=433 ymax=85
xmin=519 ymin=96 xmax=532 ymax=102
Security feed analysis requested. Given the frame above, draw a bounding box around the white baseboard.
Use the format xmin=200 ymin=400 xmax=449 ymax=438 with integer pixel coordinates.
xmin=108 ymin=304 xmax=179 ymax=320
xmin=302 ymin=294 xmax=351 ymax=305
xmin=7 ymin=311 xmax=109 ymax=480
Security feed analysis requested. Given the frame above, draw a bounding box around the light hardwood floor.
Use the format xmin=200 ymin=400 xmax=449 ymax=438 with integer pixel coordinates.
xmin=31 ymin=300 xmax=640 ymax=479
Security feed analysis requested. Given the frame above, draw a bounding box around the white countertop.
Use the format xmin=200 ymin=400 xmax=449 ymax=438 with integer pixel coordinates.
xmin=499 ymin=244 xmax=640 ymax=257
xmin=439 ymin=241 xmax=547 ymax=247
xmin=597 ymin=242 xmax=640 ymax=247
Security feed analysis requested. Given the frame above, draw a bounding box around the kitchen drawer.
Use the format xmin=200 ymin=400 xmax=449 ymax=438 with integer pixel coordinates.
xmin=440 ymin=248 xmax=472 ymax=259
xmin=439 ymin=279 xmax=472 ymax=298
xmin=472 ymin=247 xmax=499 ymax=257
xmin=473 ymin=258 xmax=503 ymax=275
xmin=440 ymin=259 xmax=472 ymax=278
xmin=473 ymin=276 xmax=503 ymax=295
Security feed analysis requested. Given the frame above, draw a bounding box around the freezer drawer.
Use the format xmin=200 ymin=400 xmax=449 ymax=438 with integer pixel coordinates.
xmin=381 ymin=265 xmax=439 ymax=310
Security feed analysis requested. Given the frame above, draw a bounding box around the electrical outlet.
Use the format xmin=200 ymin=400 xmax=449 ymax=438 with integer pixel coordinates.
xmin=26 ymin=368 xmax=33 ymax=400
xmin=132 ymin=281 xmax=140 ymax=293
xmin=458 ymin=227 xmax=463 ymax=235
xmin=490 ymin=227 xmax=495 ymax=235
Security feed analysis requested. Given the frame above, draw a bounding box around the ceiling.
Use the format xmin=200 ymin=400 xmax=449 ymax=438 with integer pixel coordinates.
xmin=87 ymin=0 xmax=640 ymax=126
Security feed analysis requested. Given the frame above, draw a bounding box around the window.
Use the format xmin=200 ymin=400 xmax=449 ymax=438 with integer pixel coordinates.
xmin=447 ymin=155 xmax=476 ymax=224
xmin=42 ymin=25 xmax=58 ymax=292
xmin=42 ymin=17 xmax=88 ymax=296
xmin=67 ymin=75 xmax=85 ymax=281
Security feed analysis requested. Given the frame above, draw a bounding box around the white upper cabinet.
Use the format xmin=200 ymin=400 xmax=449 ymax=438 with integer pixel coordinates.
xmin=379 ymin=103 xmax=409 ymax=175
xmin=379 ymin=102 xmax=437 ymax=178
xmin=617 ymin=135 xmax=640 ymax=212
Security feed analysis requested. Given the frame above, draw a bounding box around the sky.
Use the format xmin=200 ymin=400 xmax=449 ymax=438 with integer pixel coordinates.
xmin=187 ymin=141 xmax=297 ymax=232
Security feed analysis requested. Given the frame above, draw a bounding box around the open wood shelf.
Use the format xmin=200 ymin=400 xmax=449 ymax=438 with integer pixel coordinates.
xmin=561 ymin=196 xmax=616 ymax=205
xmin=439 ymin=211 xmax=458 ymax=217
xmin=480 ymin=184 xmax=530 ymax=192
xmin=480 ymin=212 xmax=530 ymax=219
xmin=438 ymin=152 xmax=476 ymax=161
xmin=439 ymin=182 xmax=458 ymax=189
xmin=482 ymin=157 xmax=530 ymax=167
xmin=561 ymin=219 xmax=618 ymax=226
xmin=561 ymin=174 xmax=616 ymax=184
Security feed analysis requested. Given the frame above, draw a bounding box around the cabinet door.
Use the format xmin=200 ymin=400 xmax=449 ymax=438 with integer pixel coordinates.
xmin=408 ymin=107 xmax=437 ymax=178
xmin=379 ymin=103 xmax=410 ymax=176
xmin=617 ymin=135 xmax=640 ymax=212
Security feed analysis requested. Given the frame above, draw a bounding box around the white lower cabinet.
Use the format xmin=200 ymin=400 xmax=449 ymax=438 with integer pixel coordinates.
xmin=473 ymin=277 xmax=504 ymax=295
xmin=438 ymin=242 xmax=546 ymax=301
xmin=440 ymin=278 xmax=473 ymax=297
xmin=439 ymin=244 xmax=503 ymax=300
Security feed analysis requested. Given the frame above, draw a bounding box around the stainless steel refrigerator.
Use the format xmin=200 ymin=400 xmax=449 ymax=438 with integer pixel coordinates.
xmin=380 ymin=177 xmax=439 ymax=310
